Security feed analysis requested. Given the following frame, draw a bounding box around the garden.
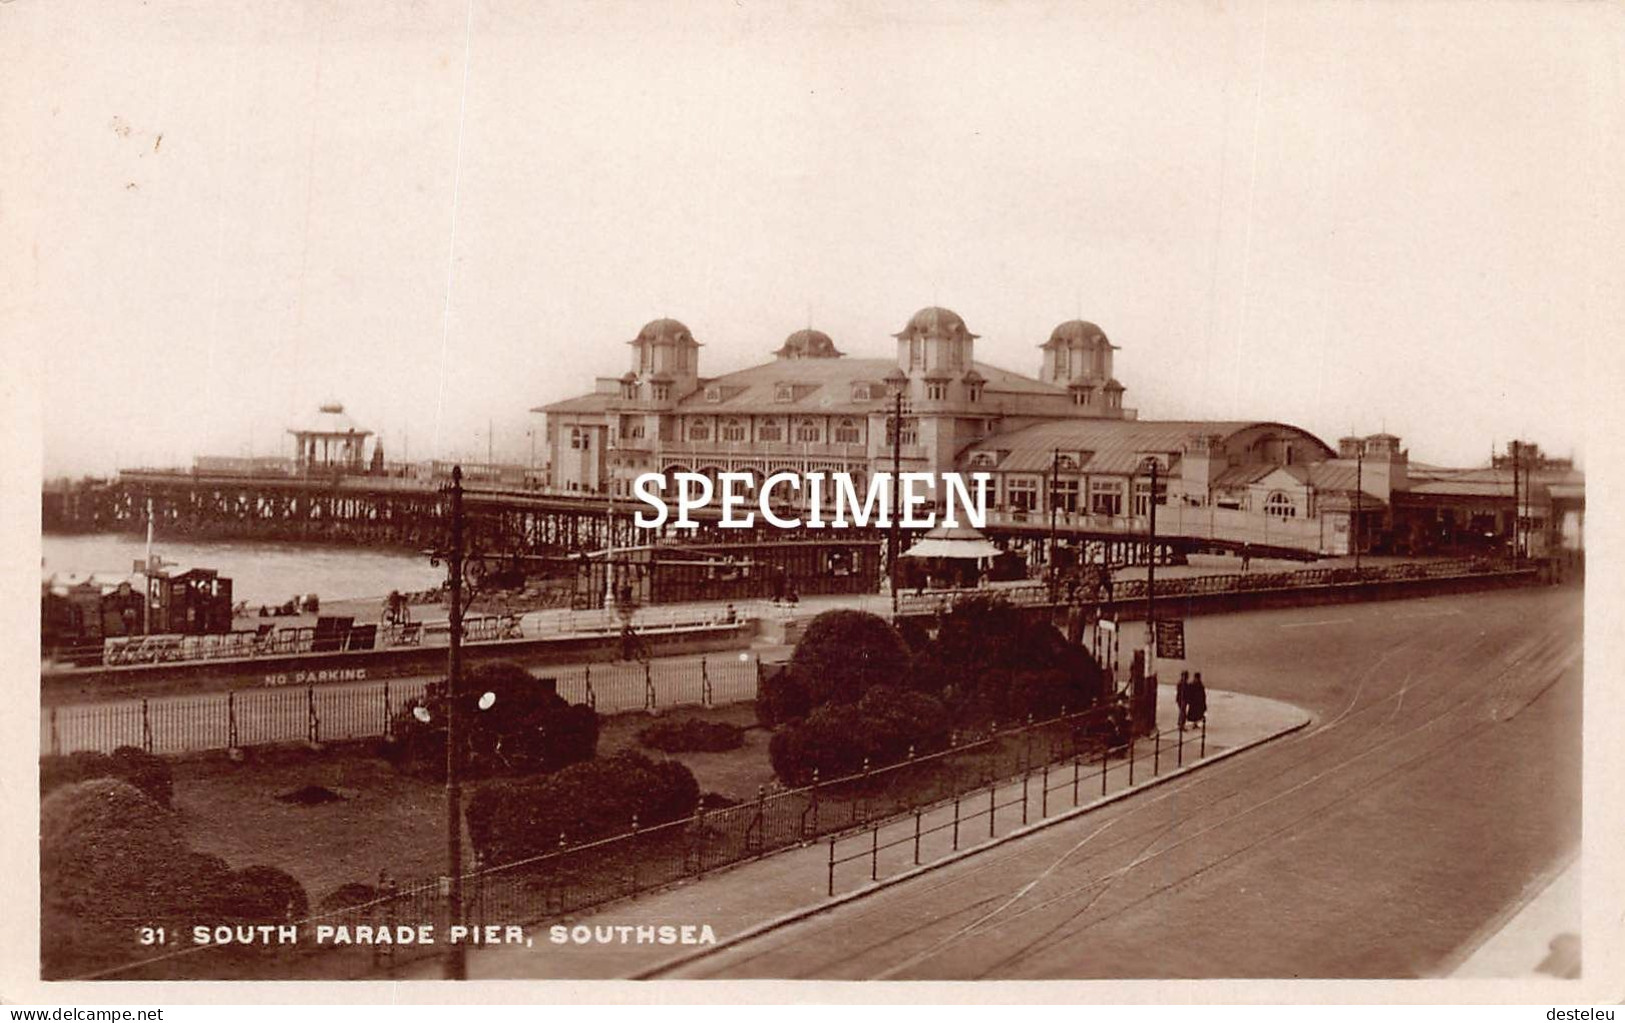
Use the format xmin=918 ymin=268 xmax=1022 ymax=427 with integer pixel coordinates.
xmin=38 ymin=596 xmax=1117 ymax=980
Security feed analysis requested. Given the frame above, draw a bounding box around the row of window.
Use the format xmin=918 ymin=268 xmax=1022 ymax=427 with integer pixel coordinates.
xmin=1069 ymin=388 xmax=1122 ymax=408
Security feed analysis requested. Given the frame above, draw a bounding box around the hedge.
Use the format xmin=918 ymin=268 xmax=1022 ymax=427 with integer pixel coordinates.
xmin=40 ymin=778 xmax=311 ymax=979
xmin=768 ymin=685 xmax=951 ymax=787
xmin=637 ymin=717 xmax=744 ymax=753
xmin=40 ymin=746 xmax=174 ymax=808
xmin=386 ymin=660 xmax=599 ymax=779
xmin=464 ymin=750 xmax=701 ymax=867
xmin=787 ymin=609 xmax=913 ymax=706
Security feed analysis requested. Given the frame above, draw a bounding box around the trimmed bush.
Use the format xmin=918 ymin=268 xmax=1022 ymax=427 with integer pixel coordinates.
xmin=786 ymin=610 xmax=912 ymax=707
xmin=637 ymin=717 xmax=745 ymax=753
xmin=227 ymin=865 xmax=310 ymax=924
xmin=40 ymin=779 xmax=192 ymax=977
xmin=464 ymin=750 xmax=701 ymax=866
xmin=319 ymin=883 xmax=381 ymax=914
xmin=754 ymin=664 xmax=810 ymax=728
xmin=40 ymin=747 xmax=174 ymax=807
xmin=386 ymin=660 xmax=598 ymax=779
xmin=109 ymin=746 xmax=174 ymax=807
xmin=767 ymin=687 xmax=952 ymax=787
xmin=911 ymin=596 xmax=1105 ymax=724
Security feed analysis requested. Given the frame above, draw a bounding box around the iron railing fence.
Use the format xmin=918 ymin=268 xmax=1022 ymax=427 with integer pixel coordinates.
xmin=44 ymin=656 xmax=759 ymax=757
xmin=827 ymin=717 xmax=1208 ymax=894
xmin=88 ymin=702 xmax=1133 ymax=979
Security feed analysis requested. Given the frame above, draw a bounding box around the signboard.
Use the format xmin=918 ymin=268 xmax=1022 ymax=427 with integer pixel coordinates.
xmin=1154 ymin=618 xmax=1186 ymax=659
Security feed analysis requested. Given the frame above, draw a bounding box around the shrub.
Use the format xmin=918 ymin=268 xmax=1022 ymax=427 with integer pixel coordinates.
xmin=40 ymin=779 xmax=191 ymax=978
xmin=767 ymin=687 xmax=952 ymax=787
xmin=227 ymin=865 xmax=310 ymax=924
xmin=637 ymin=717 xmax=744 ymax=753
xmin=911 ymin=596 xmax=1105 ymax=724
xmin=787 ymin=610 xmax=912 ymax=707
xmin=39 ymin=750 xmax=113 ymax=797
xmin=40 ymin=747 xmax=174 ymax=807
xmin=172 ymin=852 xmax=238 ymax=922
xmin=319 ymin=883 xmax=380 ymax=914
xmin=755 ymin=664 xmax=810 ymax=728
xmin=109 ymin=746 xmax=174 ymax=807
xmin=386 ymin=661 xmax=598 ymax=779
xmin=465 ymin=750 xmax=700 ymax=866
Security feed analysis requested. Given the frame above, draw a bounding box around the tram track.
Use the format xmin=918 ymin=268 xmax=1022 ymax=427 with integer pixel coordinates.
xmin=671 ymin=588 xmax=1582 ymax=979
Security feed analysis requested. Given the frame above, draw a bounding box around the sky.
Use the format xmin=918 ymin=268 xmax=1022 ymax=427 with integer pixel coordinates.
xmin=8 ymin=0 xmax=1622 ymax=477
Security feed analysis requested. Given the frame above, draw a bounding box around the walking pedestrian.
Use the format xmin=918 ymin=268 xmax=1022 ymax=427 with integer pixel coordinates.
xmin=1187 ymin=671 xmax=1208 ymax=728
xmin=1175 ymin=670 xmax=1191 ymax=731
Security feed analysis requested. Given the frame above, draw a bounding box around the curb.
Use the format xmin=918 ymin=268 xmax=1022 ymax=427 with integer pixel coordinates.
xmin=630 ymin=709 xmax=1311 ymax=979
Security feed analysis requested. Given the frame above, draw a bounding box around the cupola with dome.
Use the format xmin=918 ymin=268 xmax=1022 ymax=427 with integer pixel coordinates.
xmin=775 ymin=328 xmax=844 ymax=360
xmin=625 ymin=317 xmax=702 ymax=404
xmin=894 ymin=306 xmax=978 ymax=379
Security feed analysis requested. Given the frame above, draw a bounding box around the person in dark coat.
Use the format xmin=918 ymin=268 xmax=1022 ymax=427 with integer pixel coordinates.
xmin=1175 ymin=670 xmax=1191 ymax=731
xmin=1186 ymin=672 xmax=1208 ymax=727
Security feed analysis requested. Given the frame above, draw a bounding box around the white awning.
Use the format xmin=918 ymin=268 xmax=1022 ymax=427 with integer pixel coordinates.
xmin=902 ymin=526 xmax=1003 ymax=560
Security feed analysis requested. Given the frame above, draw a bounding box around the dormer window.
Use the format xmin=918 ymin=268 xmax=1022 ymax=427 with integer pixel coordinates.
xmin=620 ymin=381 xmax=638 ymax=400
xmin=967 ymin=383 xmax=983 ymax=403
xmin=851 ymin=384 xmax=872 ymax=402
xmin=926 ymin=382 xmax=948 ymax=401
xmin=968 ymin=450 xmax=998 ymax=468
xmin=774 ymin=384 xmax=794 ymax=403
xmin=705 ymin=386 xmax=722 ymax=403
xmin=652 ymin=382 xmax=671 ymax=402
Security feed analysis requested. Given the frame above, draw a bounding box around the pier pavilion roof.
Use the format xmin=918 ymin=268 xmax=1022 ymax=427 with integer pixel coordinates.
xmin=968 ymin=419 xmax=1335 ymax=476
xmin=287 ymin=402 xmax=371 ymax=438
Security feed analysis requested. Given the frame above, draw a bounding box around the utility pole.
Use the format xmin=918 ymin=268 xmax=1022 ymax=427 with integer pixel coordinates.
xmin=444 ymin=466 xmax=467 ymax=981
xmin=1144 ymin=457 xmax=1159 ymax=659
xmin=1048 ymin=448 xmax=1060 ymax=600
xmin=143 ymin=497 xmax=154 ymax=635
xmin=1354 ymin=443 xmax=1363 ymax=571
xmin=1511 ymin=439 xmax=1521 ymax=565
xmin=605 ymin=432 xmax=617 ymax=608
xmin=889 ymin=388 xmax=903 ymax=613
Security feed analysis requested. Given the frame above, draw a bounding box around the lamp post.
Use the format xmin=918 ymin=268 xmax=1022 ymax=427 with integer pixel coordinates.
xmin=441 ymin=466 xmax=467 ymax=981
xmin=1510 ymin=439 xmax=1521 ymax=565
xmin=1353 ymin=444 xmax=1363 ymax=571
xmin=1143 ymin=457 xmax=1159 ymax=659
xmin=1048 ymin=448 xmax=1060 ymax=601
xmin=888 ymin=387 xmax=904 ymax=613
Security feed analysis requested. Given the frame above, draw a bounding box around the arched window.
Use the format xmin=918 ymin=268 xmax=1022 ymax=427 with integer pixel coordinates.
xmin=1265 ymin=491 xmax=1296 ymax=518
xmin=757 ymin=418 xmax=783 ymax=442
xmin=720 ymin=418 xmax=747 ymax=442
xmin=688 ymin=420 xmax=710 ymax=442
xmin=834 ymin=418 xmax=861 ymax=444
xmin=795 ymin=418 xmax=820 ymax=443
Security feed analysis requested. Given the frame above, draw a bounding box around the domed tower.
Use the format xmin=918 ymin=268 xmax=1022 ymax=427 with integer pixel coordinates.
xmin=893 ymin=307 xmax=978 ymax=378
xmin=774 ymin=328 xmax=844 ymax=360
xmin=627 ymin=317 xmax=701 ymax=403
xmin=1040 ymin=319 xmax=1125 ymax=414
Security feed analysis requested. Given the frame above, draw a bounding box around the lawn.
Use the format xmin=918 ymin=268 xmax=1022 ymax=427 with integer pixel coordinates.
xmin=175 ymin=702 xmax=775 ymax=908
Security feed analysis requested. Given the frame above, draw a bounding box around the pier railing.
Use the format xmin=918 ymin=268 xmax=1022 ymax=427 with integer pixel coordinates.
xmin=48 ymin=602 xmax=761 ymax=672
xmin=892 ymin=555 xmax=1514 ymax=616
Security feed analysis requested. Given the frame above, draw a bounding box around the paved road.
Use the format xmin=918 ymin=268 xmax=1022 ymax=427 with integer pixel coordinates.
xmin=666 ymin=583 xmax=1582 ymax=979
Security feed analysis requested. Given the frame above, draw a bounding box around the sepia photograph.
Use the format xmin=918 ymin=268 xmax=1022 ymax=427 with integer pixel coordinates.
xmin=5 ymin=0 xmax=1622 ymax=1005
